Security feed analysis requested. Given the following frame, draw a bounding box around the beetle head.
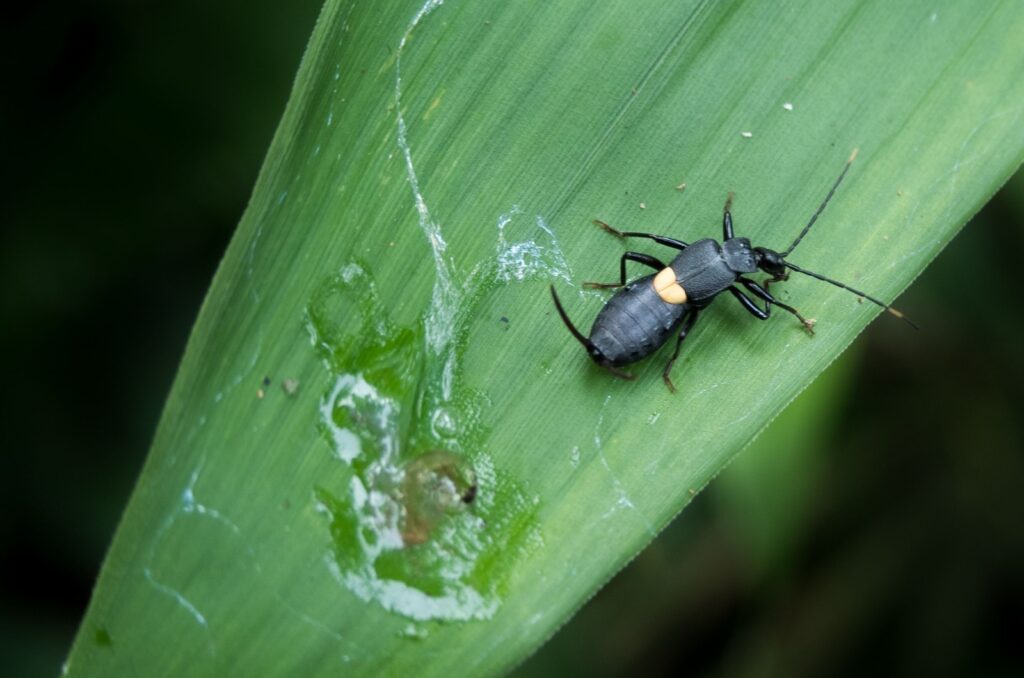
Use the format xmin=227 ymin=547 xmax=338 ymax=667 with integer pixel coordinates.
xmin=754 ymin=247 xmax=786 ymax=276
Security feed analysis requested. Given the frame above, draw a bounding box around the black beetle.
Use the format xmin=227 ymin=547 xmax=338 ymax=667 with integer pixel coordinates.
xmin=550 ymin=149 xmax=914 ymax=392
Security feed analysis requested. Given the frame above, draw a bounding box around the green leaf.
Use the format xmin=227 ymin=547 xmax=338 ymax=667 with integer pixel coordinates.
xmin=67 ymin=1 xmax=1024 ymax=675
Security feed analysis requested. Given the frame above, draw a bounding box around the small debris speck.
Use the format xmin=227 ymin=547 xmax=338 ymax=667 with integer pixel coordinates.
xmin=883 ymin=235 xmax=890 ymax=241
xmin=282 ymin=378 xmax=299 ymax=395
xmin=783 ymin=102 xmax=794 ymax=111
xmin=499 ymin=316 xmax=509 ymax=329
xmin=94 ymin=628 xmax=113 ymax=648
xmin=741 ymin=131 xmax=753 ymax=138
xmin=256 ymin=388 xmax=266 ymax=399
xmin=676 ymin=181 xmax=687 ymax=192
xmin=639 ymin=202 xmax=646 ymax=210
xmin=896 ymin=190 xmax=904 ymax=197
xmin=688 ymin=488 xmax=696 ymax=496
xmin=262 ymin=376 xmax=271 ymax=387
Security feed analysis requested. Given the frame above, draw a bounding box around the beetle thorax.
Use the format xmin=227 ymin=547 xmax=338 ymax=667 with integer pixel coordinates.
xmin=721 ymin=237 xmax=757 ymax=273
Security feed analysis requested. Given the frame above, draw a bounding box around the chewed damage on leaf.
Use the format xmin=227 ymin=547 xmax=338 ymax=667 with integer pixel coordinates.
xmin=401 ymin=451 xmax=478 ymax=545
xmin=307 ymin=262 xmax=540 ymax=623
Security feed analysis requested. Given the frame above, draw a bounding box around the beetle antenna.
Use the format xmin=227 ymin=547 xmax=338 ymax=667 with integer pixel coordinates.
xmin=781 ymin=148 xmax=859 ymax=257
xmin=784 ymin=261 xmax=918 ymax=329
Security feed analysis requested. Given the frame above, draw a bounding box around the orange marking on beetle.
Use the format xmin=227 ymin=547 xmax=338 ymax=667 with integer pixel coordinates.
xmin=653 ymin=267 xmax=687 ymax=304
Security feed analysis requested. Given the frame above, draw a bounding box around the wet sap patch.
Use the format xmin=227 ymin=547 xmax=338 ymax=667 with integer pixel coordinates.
xmin=307 ymin=259 xmax=546 ymax=623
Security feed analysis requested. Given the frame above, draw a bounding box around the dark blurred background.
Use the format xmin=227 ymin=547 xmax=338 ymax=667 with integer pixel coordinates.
xmin=2 ymin=3 xmax=1022 ymax=677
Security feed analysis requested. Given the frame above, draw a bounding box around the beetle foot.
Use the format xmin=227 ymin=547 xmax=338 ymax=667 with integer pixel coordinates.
xmin=592 ymin=219 xmax=625 ymax=238
xmin=763 ymin=273 xmax=789 ymax=296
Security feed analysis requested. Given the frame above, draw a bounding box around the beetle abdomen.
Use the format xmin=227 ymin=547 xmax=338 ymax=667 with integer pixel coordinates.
xmin=589 ymin=275 xmax=688 ymax=365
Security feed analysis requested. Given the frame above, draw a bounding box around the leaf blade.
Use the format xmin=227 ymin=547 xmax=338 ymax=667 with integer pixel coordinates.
xmin=68 ymin=1 xmax=1024 ymax=675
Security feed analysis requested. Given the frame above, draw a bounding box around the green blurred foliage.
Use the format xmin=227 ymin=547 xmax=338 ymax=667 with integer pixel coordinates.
xmin=3 ymin=2 xmax=1022 ymax=676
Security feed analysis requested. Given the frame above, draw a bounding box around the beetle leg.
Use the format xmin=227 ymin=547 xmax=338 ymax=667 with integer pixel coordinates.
xmin=550 ymin=285 xmax=636 ymax=381
xmin=593 ymin=220 xmax=689 ymax=251
xmin=762 ymin=271 xmax=789 ymax=296
xmin=584 ymin=251 xmax=665 ymax=289
xmin=741 ymin=278 xmax=813 ymax=333
xmin=662 ymin=309 xmax=699 ymax=393
xmin=733 ymin=279 xmax=815 ymax=335
xmin=723 ymin=193 xmax=735 ymax=240
xmin=551 ymin=285 xmax=597 ymax=351
xmin=728 ymin=286 xmax=769 ymax=318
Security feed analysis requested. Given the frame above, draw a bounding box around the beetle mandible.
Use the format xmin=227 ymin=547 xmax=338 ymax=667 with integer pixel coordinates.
xmin=550 ymin=149 xmax=915 ymax=392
